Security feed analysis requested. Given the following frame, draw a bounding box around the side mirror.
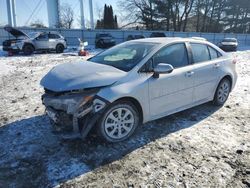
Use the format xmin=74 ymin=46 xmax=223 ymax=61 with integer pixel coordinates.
xmin=153 ymin=63 xmax=174 ymax=78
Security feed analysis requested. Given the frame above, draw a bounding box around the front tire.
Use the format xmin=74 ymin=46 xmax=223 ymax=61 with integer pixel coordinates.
xmin=23 ymin=44 xmax=34 ymax=55
xmin=97 ymin=101 xmax=139 ymax=142
xmin=56 ymin=44 xmax=64 ymax=53
xmin=213 ymin=78 xmax=231 ymax=106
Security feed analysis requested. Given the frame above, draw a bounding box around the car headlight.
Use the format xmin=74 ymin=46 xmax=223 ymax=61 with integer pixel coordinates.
xmin=67 ymin=95 xmax=94 ymax=114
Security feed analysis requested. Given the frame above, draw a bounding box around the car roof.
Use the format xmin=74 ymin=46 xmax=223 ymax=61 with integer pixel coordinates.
xmin=223 ymin=38 xmax=237 ymax=41
xmin=31 ymin=31 xmax=61 ymax=35
xmin=224 ymin=37 xmax=237 ymax=40
xmin=130 ymin=37 xmax=210 ymax=44
xmin=48 ymin=31 xmax=61 ymax=34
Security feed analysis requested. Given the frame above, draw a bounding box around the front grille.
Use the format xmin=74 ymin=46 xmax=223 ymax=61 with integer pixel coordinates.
xmin=3 ymin=41 xmax=11 ymax=47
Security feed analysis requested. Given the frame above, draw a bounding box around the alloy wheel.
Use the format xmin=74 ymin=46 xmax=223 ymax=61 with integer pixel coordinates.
xmin=104 ymin=107 xmax=135 ymax=139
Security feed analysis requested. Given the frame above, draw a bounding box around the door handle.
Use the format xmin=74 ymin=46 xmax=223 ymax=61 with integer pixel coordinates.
xmin=186 ymin=71 xmax=194 ymax=77
xmin=214 ymin=63 xmax=220 ymax=68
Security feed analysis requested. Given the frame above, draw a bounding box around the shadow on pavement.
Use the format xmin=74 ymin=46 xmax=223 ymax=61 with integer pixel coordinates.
xmin=0 ymin=102 xmax=221 ymax=188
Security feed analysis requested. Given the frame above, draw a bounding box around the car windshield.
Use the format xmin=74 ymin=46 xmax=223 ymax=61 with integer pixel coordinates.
xmin=27 ymin=32 xmax=40 ymax=38
xmin=223 ymin=38 xmax=237 ymax=42
xmin=88 ymin=42 xmax=156 ymax=72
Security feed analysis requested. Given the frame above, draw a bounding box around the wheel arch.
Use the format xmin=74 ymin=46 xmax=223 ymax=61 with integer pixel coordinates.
xmin=114 ymin=96 xmax=144 ymax=124
xmin=221 ymin=75 xmax=233 ymax=91
xmin=23 ymin=42 xmax=35 ymax=50
xmin=213 ymin=75 xmax=233 ymax=106
xmin=56 ymin=43 xmax=64 ymax=47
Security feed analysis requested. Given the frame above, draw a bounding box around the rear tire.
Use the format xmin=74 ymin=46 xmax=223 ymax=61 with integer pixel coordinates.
xmin=23 ymin=44 xmax=34 ymax=55
xmin=56 ymin=44 xmax=64 ymax=53
xmin=213 ymin=78 xmax=231 ymax=106
xmin=97 ymin=101 xmax=140 ymax=142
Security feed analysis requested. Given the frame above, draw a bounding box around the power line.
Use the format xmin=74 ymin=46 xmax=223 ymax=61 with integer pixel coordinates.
xmin=30 ymin=0 xmax=46 ymax=23
xmin=25 ymin=0 xmax=43 ymax=25
xmin=22 ymin=0 xmax=33 ymax=12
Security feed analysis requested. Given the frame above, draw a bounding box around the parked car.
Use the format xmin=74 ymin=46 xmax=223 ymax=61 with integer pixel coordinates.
xmin=218 ymin=38 xmax=238 ymax=52
xmin=41 ymin=38 xmax=237 ymax=142
xmin=95 ymin=33 xmax=116 ymax=48
xmin=150 ymin=32 xmax=166 ymax=37
xmin=126 ymin=34 xmax=145 ymax=41
xmin=2 ymin=26 xmax=67 ymax=55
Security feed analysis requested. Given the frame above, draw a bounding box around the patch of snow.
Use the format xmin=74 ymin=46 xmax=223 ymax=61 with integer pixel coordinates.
xmin=0 ymin=61 xmax=15 ymax=77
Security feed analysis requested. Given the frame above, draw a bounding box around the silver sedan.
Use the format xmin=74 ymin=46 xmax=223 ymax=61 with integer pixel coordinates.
xmin=41 ymin=37 xmax=237 ymax=142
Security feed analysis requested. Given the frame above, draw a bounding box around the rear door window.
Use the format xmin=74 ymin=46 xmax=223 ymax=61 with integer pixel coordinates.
xmin=153 ymin=43 xmax=189 ymax=68
xmin=208 ymin=46 xmax=221 ymax=59
xmin=49 ymin=34 xmax=60 ymax=39
xmin=37 ymin=34 xmax=48 ymax=40
xmin=190 ymin=43 xmax=210 ymax=63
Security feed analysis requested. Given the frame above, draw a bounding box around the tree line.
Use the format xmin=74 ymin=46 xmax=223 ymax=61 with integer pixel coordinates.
xmin=96 ymin=4 xmax=118 ymax=29
xmin=119 ymin=0 xmax=250 ymax=33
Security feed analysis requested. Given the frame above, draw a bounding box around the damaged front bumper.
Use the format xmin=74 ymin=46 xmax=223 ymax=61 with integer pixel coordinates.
xmin=42 ymin=90 xmax=108 ymax=139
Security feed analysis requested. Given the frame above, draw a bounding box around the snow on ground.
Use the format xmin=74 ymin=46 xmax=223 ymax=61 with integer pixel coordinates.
xmin=0 ymin=48 xmax=249 ymax=187
xmin=0 ymin=61 xmax=15 ymax=76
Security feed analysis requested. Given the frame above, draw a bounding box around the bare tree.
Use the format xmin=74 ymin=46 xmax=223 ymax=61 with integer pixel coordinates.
xmin=118 ymin=0 xmax=250 ymax=33
xmin=118 ymin=0 xmax=156 ymax=29
xmin=58 ymin=3 xmax=74 ymax=29
xmin=30 ymin=19 xmax=47 ymax=28
xmin=182 ymin=0 xmax=195 ymax=31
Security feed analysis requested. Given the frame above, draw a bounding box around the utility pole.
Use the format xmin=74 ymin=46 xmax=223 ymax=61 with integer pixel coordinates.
xmin=89 ymin=0 xmax=94 ymax=29
xmin=6 ymin=0 xmax=13 ymax=26
xmin=46 ymin=0 xmax=60 ymax=28
xmin=79 ymin=0 xmax=85 ymax=29
xmin=11 ymin=0 xmax=17 ymax=27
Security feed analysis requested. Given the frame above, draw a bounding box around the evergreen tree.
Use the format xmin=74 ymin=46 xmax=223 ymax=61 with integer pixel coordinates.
xmin=95 ymin=4 xmax=119 ymax=29
xmin=114 ymin=15 xmax=118 ymax=29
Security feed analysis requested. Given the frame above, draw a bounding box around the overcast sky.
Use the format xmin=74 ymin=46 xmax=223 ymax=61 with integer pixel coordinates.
xmin=0 ymin=0 xmax=119 ymax=28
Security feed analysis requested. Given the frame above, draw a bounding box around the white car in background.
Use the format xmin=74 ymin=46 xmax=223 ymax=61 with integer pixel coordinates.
xmin=41 ymin=38 xmax=237 ymax=142
xmin=3 ymin=27 xmax=67 ymax=55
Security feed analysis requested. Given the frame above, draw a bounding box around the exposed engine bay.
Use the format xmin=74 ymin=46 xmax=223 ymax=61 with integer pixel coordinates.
xmin=42 ymin=87 xmax=108 ymax=138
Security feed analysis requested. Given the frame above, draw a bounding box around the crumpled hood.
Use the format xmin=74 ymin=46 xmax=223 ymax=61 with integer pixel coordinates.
xmin=40 ymin=61 xmax=127 ymax=92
